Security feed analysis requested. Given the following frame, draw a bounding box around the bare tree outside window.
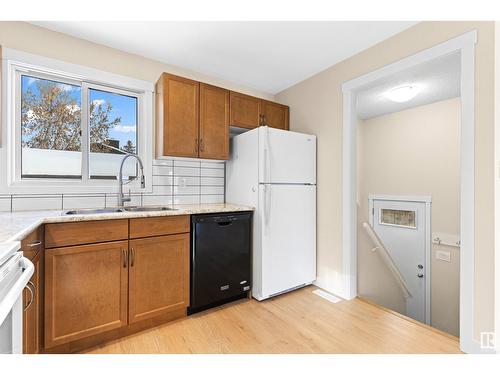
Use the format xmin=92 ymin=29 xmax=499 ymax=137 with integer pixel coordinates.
xmin=20 ymin=75 xmax=138 ymax=179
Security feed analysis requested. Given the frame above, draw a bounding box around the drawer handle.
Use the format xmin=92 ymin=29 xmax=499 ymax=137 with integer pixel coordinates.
xmin=122 ymin=249 xmax=127 ymax=268
xmin=27 ymin=241 xmax=42 ymax=248
xmin=24 ymin=282 xmax=35 ymax=311
xmin=130 ymin=248 xmax=135 ymax=267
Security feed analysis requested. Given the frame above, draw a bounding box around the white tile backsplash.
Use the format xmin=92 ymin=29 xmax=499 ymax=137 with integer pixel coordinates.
xmin=173 ymin=159 xmax=201 ymax=168
xmin=201 ymin=195 xmax=225 ymax=204
xmin=152 ymin=165 xmax=173 ymax=176
xmin=153 ymin=175 xmax=174 ymax=186
xmin=200 ymin=177 xmax=225 ymax=186
xmin=174 ymin=166 xmax=201 ymax=177
xmin=3 ymin=158 xmax=226 ymax=212
xmin=0 ymin=196 xmax=11 ymax=212
xmin=12 ymin=195 xmax=62 ymax=211
xmin=201 ymin=168 xmax=225 ymax=177
xmin=173 ymin=176 xmax=200 ymax=187
xmin=173 ymin=195 xmax=201 ymax=205
xmin=63 ymin=195 xmax=106 ymax=210
xmin=201 ymin=186 xmax=225 ymax=195
xmin=173 ymin=185 xmax=200 ymax=195
xmin=142 ymin=194 xmax=173 ymax=206
xmin=201 ymin=161 xmax=225 ymax=169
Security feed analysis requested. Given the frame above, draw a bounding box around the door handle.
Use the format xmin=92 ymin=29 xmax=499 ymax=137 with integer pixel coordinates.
xmin=24 ymin=282 xmax=34 ymax=311
xmin=122 ymin=249 xmax=127 ymax=268
xmin=130 ymin=247 xmax=135 ymax=267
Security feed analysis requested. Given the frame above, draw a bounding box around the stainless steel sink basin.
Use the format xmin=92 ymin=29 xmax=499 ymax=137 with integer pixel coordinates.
xmin=64 ymin=205 xmax=177 ymax=215
xmin=64 ymin=208 xmax=125 ymax=215
xmin=123 ymin=206 xmax=177 ymax=212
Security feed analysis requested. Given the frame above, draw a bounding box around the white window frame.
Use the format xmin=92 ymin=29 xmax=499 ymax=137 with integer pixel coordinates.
xmin=1 ymin=48 xmax=154 ymax=194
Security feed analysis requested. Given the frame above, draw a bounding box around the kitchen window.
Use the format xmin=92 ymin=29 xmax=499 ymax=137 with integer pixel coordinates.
xmin=1 ymin=48 xmax=153 ymax=194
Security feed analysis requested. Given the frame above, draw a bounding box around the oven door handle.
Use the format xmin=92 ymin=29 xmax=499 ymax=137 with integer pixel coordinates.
xmin=0 ymin=257 xmax=34 ymax=326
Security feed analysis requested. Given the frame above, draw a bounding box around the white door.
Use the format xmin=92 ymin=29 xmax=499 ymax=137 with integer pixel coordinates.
xmin=258 ymin=184 xmax=316 ymax=298
xmin=258 ymin=126 xmax=316 ymax=184
xmin=371 ymin=198 xmax=428 ymax=323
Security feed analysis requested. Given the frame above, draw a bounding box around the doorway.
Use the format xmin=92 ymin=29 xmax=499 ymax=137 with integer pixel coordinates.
xmin=369 ymin=196 xmax=431 ymax=324
xmin=340 ymin=31 xmax=483 ymax=353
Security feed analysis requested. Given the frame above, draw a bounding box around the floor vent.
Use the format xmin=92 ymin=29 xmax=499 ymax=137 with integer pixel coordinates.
xmin=312 ymin=289 xmax=342 ymax=304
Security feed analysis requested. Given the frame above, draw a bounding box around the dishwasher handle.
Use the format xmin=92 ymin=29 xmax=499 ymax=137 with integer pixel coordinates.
xmin=217 ymin=221 xmax=233 ymax=227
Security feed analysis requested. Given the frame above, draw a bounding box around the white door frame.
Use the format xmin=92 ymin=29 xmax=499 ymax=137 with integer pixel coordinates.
xmin=368 ymin=194 xmax=432 ymax=325
xmin=341 ymin=30 xmax=488 ymax=353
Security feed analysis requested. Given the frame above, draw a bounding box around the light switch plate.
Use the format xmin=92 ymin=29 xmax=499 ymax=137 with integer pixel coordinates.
xmin=436 ymin=250 xmax=451 ymax=262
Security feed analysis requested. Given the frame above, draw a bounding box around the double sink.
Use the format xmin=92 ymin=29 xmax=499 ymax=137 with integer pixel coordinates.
xmin=64 ymin=206 xmax=177 ymax=215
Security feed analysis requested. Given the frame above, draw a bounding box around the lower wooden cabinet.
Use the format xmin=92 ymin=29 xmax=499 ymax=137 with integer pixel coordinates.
xmin=23 ymin=250 xmax=41 ymax=354
xmin=44 ymin=241 xmax=129 ymax=349
xmin=128 ymin=234 xmax=190 ymax=323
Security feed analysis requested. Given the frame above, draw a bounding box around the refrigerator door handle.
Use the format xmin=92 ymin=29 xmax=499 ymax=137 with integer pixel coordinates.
xmin=263 ymin=184 xmax=272 ymax=235
xmin=266 ymin=127 xmax=272 ymax=183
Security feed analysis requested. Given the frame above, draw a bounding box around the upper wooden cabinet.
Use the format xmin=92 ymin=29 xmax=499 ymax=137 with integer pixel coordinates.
xmin=156 ymin=72 xmax=290 ymax=159
xmin=229 ymin=92 xmax=289 ymax=131
xmin=229 ymin=91 xmax=261 ymax=129
xmin=261 ymin=100 xmax=289 ymax=130
xmin=156 ymin=73 xmax=200 ymax=158
xmin=199 ymin=83 xmax=230 ymax=160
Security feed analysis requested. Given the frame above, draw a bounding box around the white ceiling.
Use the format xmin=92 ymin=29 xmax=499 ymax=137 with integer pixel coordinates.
xmin=356 ymin=51 xmax=461 ymax=120
xmin=31 ymin=21 xmax=417 ymax=94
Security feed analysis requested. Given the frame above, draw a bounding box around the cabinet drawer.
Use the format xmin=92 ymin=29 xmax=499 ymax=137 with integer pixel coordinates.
xmin=129 ymin=216 xmax=190 ymax=239
xmin=45 ymin=220 xmax=128 ymax=248
xmin=21 ymin=226 xmax=44 ymax=260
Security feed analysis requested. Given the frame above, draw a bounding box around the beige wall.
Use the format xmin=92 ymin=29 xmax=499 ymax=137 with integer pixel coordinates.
xmin=357 ymin=98 xmax=461 ymax=336
xmin=0 ymin=22 xmax=274 ymax=100
xmin=359 ymin=98 xmax=460 ymax=235
xmin=276 ymin=21 xmax=495 ymax=340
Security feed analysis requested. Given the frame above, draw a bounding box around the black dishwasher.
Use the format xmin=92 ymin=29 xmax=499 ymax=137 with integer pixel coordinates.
xmin=189 ymin=211 xmax=252 ymax=314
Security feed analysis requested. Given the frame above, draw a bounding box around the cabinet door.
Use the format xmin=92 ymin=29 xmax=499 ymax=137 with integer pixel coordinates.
xmin=199 ymin=83 xmax=230 ymax=160
xmin=23 ymin=251 xmax=41 ymax=354
xmin=229 ymin=91 xmax=261 ymax=129
xmin=129 ymin=234 xmax=190 ymax=324
xmin=157 ymin=73 xmax=200 ymax=157
xmin=44 ymin=241 xmax=129 ymax=348
xmin=261 ymin=100 xmax=289 ymax=130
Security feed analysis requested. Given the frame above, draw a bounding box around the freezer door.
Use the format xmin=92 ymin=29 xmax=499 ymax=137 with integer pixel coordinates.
xmin=259 ymin=127 xmax=316 ymax=184
xmin=257 ymin=184 xmax=316 ymax=298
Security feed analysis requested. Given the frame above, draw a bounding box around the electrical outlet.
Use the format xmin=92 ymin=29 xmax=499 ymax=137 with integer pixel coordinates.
xmin=436 ymin=250 xmax=451 ymax=262
xmin=179 ymin=177 xmax=187 ymax=188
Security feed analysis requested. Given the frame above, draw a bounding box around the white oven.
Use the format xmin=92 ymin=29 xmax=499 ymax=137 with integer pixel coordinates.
xmin=0 ymin=242 xmax=34 ymax=354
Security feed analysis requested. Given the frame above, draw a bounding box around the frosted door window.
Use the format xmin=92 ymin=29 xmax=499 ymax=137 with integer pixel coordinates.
xmin=379 ymin=209 xmax=416 ymax=228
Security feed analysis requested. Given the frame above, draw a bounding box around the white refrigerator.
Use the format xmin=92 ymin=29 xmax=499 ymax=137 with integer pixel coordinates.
xmin=226 ymin=126 xmax=316 ymax=301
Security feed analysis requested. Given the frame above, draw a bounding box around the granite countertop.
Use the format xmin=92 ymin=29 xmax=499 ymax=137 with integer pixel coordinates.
xmin=0 ymin=203 xmax=254 ymax=244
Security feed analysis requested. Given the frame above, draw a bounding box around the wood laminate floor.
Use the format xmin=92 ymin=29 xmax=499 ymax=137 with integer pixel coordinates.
xmin=84 ymin=286 xmax=461 ymax=354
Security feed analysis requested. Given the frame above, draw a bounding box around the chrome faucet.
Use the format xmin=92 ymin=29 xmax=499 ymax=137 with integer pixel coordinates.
xmin=118 ymin=154 xmax=145 ymax=207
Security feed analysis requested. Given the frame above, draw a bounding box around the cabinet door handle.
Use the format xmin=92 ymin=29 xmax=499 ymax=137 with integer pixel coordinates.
xmin=130 ymin=247 xmax=135 ymax=267
xmin=27 ymin=241 xmax=42 ymax=248
xmin=24 ymin=282 xmax=34 ymax=311
xmin=200 ymin=139 xmax=204 ymax=152
xmin=262 ymin=115 xmax=267 ymax=126
xmin=259 ymin=114 xmax=263 ymax=126
xmin=195 ymin=139 xmax=199 ymax=153
xmin=122 ymin=249 xmax=127 ymax=268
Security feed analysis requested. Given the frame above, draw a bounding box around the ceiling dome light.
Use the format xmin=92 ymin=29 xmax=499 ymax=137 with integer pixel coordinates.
xmin=384 ymin=84 xmax=420 ymax=103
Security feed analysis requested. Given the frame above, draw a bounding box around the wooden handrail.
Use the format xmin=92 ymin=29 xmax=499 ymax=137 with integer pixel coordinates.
xmin=362 ymin=222 xmax=412 ymax=299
